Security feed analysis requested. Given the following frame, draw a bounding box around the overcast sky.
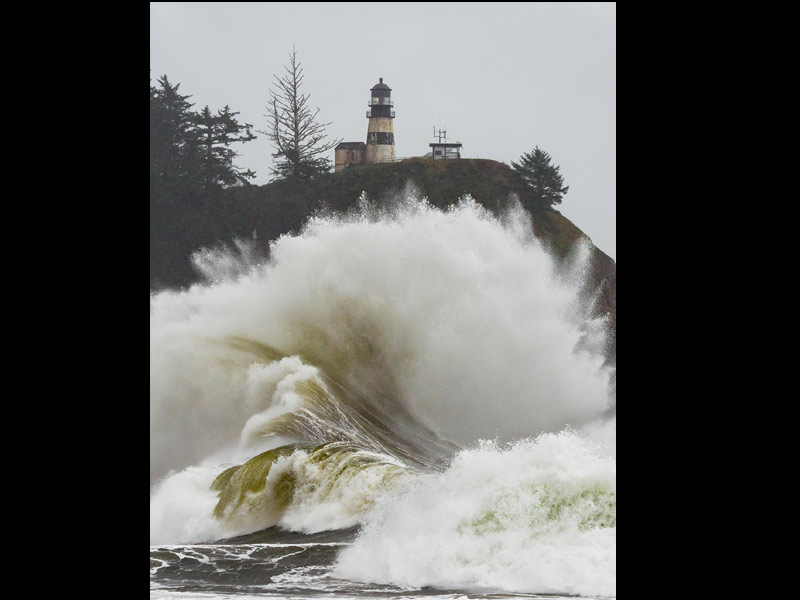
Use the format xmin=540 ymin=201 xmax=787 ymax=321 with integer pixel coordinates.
xmin=150 ymin=2 xmax=615 ymax=260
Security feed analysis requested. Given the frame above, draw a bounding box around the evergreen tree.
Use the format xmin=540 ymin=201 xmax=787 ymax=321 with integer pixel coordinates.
xmin=150 ymin=74 xmax=258 ymax=193
xmin=260 ymin=48 xmax=341 ymax=183
xmin=193 ymin=105 xmax=257 ymax=190
xmin=511 ymin=146 xmax=570 ymax=208
xmin=150 ymin=74 xmax=197 ymax=191
xmin=150 ymin=73 xmax=261 ymax=288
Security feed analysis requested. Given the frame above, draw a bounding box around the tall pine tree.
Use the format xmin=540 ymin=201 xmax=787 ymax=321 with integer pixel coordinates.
xmin=150 ymin=74 xmax=258 ymax=193
xmin=193 ymin=105 xmax=257 ymax=190
xmin=150 ymin=74 xmax=197 ymax=191
xmin=261 ymin=48 xmax=341 ymax=183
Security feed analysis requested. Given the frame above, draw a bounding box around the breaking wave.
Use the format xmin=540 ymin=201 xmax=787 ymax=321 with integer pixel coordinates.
xmin=149 ymin=194 xmax=615 ymax=595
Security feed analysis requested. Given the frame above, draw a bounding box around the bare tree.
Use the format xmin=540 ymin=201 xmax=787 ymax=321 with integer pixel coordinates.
xmin=261 ymin=47 xmax=341 ymax=182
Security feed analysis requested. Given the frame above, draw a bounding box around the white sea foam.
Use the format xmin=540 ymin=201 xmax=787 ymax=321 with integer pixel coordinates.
xmin=335 ymin=430 xmax=616 ymax=597
xmin=149 ymin=465 xmax=227 ymax=544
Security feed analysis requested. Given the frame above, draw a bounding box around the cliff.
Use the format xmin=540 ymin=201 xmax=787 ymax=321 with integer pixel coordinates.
xmin=150 ymin=157 xmax=615 ymax=362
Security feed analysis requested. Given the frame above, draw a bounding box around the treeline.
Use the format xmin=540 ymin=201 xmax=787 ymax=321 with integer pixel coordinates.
xmin=150 ymin=74 xmax=257 ymax=195
xmin=149 ymin=74 xmax=263 ymax=289
xmin=150 ymin=48 xmax=344 ymax=290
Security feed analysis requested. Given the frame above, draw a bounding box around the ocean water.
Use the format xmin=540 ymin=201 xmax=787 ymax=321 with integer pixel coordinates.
xmin=150 ymin=195 xmax=616 ymax=598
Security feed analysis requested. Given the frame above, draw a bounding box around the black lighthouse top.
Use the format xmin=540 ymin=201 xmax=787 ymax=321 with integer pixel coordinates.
xmin=368 ymin=77 xmax=394 ymax=118
xmin=371 ymin=77 xmax=391 ymax=93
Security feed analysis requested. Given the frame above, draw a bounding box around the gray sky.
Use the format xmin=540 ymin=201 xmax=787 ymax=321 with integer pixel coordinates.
xmin=150 ymin=2 xmax=615 ymax=260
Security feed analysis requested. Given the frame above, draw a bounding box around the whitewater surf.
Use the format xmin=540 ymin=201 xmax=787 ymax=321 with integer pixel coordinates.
xmin=150 ymin=194 xmax=616 ymax=598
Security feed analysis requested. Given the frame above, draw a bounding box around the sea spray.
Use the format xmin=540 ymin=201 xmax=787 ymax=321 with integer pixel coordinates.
xmin=150 ymin=195 xmax=613 ymax=552
xmin=335 ymin=430 xmax=616 ymax=597
xmin=580 ymin=414 xmax=617 ymax=458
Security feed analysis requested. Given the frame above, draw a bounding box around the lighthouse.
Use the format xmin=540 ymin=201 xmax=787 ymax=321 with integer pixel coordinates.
xmin=365 ymin=77 xmax=395 ymax=163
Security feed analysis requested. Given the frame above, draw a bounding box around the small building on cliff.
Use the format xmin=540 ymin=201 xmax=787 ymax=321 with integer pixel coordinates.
xmin=334 ymin=142 xmax=366 ymax=172
xmin=424 ymin=127 xmax=462 ymax=160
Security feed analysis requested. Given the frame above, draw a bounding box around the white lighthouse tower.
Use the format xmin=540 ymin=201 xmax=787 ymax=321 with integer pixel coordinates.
xmin=365 ymin=78 xmax=395 ymax=163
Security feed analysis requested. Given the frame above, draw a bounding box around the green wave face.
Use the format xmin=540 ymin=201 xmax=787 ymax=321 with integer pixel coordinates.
xmin=211 ymin=441 xmax=411 ymax=534
xmin=199 ymin=332 xmax=455 ymax=537
xmin=211 ymin=444 xmax=308 ymax=520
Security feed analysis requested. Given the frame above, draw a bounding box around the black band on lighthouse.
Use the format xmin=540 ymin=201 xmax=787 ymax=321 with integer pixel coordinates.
xmin=369 ymin=105 xmax=393 ymax=118
xmin=367 ymin=132 xmax=394 ymax=145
